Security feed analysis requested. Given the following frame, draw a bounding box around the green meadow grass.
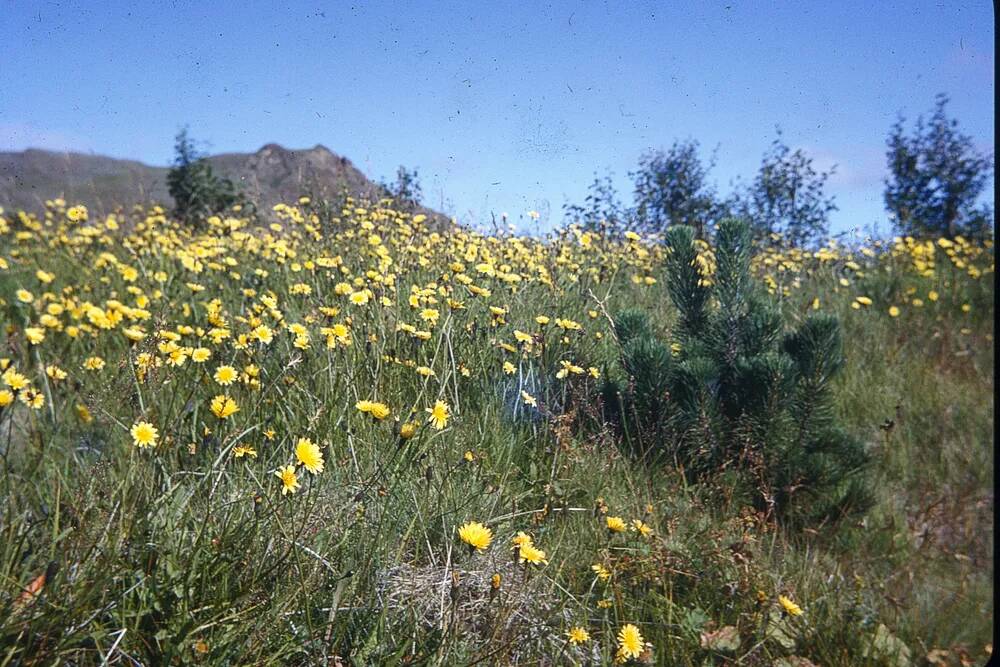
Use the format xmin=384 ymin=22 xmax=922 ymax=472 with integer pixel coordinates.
xmin=0 ymin=205 xmax=993 ymax=666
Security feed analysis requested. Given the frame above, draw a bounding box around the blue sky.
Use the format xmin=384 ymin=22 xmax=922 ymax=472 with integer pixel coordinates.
xmin=1 ymin=1 xmax=993 ymax=233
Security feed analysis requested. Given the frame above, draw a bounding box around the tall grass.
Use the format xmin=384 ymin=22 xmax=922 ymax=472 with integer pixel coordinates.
xmin=0 ymin=203 xmax=993 ymax=665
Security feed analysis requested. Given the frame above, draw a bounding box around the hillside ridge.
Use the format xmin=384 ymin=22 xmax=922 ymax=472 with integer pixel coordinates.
xmin=0 ymin=144 xmax=447 ymax=221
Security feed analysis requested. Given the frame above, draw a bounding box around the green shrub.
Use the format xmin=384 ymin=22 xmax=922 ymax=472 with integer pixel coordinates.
xmin=167 ymin=128 xmax=244 ymax=224
xmin=602 ymin=218 xmax=871 ymax=524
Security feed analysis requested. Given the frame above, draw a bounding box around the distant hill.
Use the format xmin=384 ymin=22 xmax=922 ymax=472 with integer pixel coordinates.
xmin=0 ymin=144 xmax=449 ymax=222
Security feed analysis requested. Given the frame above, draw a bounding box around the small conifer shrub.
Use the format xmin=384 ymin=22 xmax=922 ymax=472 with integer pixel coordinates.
xmin=602 ymin=218 xmax=871 ymax=524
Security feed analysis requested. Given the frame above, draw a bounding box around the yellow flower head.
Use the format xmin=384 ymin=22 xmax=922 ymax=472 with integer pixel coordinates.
xmin=778 ymin=594 xmax=803 ymax=616
xmin=75 ymin=403 xmax=93 ymax=423
xmin=616 ymin=624 xmax=645 ymax=661
xmin=295 ymin=437 xmax=324 ymax=474
xmin=511 ymin=531 xmax=534 ymax=550
xmin=606 ymin=516 xmax=627 ymax=533
xmin=214 ymin=365 xmax=238 ymax=386
xmin=210 ymin=394 xmax=239 ymax=419
xmin=458 ymin=521 xmax=492 ymax=552
xmin=566 ymin=626 xmax=590 ymax=645
xmin=3 ymin=370 xmax=29 ymax=391
xmin=356 ymin=400 xmax=391 ymax=420
xmin=130 ymin=421 xmax=158 ymax=449
xmin=233 ymin=444 xmax=257 ymax=458
xmin=83 ymin=356 xmax=106 ymax=371
xmin=426 ymin=400 xmax=449 ymax=430
xmin=275 ymin=465 xmax=300 ymax=495
xmin=399 ymin=421 xmax=418 ymax=439
xmin=20 ymin=389 xmax=45 ymax=409
xmin=631 ymin=519 xmax=653 ymax=537
xmin=591 ymin=563 xmax=611 ymax=581
xmin=517 ymin=542 xmax=548 ymax=566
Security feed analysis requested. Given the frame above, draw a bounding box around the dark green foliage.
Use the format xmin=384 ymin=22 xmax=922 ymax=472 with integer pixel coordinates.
xmin=167 ymin=128 xmax=243 ymax=224
xmin=631 ymin=139 xmax=723 ymax=239
xmin=884 ymin=93 xmax=994 ymax=239
xmin=383 ymin=165 xmax=423 ymax=211
xmin=611 ymin=308 xmax=653 ymax=345
xmin=563 ymin=172 xmax=631 ymax=234
xmin=603 ymin=218 xmax=870 ymax=524
xmin=663 ymin=225 xmax=711 ymax=339
xmin=728 ymin=128 xmax=837 ymax=247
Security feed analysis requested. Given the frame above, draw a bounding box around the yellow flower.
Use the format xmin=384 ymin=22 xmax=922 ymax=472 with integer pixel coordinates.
xmin=513 ymin=329 xmax=533 ymax=344
xmin=295 ymin=437 xmax=324 ymax=474
xmin=521 ymin=391 xmax=537 ymax=407
xmin=855 ymin=296 xmax=873 ymax=306
xmin=124 ymin=327 xmax=146 ymax=342
xmin=252 ymin=325 xmax=274 ymax=344
xmin=888 ymin=306 xmax=900 ymax=317
xmin=517 ymin=542 xmax=548 ymax=566
xmin=511 ymin=531 xmax=533 ymax=549
xmin=167 ymin=348 xmax=188 ymax=367
xmin=566 ymin=626 xmax=590 ymax=645
xmin=75 ymin=403 xmax=92 ymax=423
xmin=0 ymin=390 xmax=14 ymax=407
xmin=778 ymin=594 xmax=803 ymax=616
xmin=16 ymin=289 xmax=34 ymax=304
xmin=275 ymin=465 xmax=300 ymax=495
xmin=130 ymin=421 xmax=158 ymax=448
xmin=233 ymin=444 xmax=257 ymax=458
xmin=214 ymin=365 xmax=238 ymax=386
xmin=928 ymin=290 xmax=939 ymax=302
xmin=210 ymin=394 xmax=239 ymax=419
xmin=616 ymin=624 xmax=645 ymax=661
xmin=83 ymin=356 xmax=106 ymax=371
xmin=356 ymin=400 xmax=391 ymax=420
xmin=556 ymin=360 xmax=584 ymax=379
xmin=631 ymin=519 xmax=653 ymax=537
xmin=458 ymin=521 xmax=492 ymax=552
xmin=606 ymin=516 xmax=627 ymax=533
xmin=591 ymin=563 xmax=611 ymax=581
xmin=25 ymin=327 xmax=45 ymax=345
xmin=191 ymin=347 xmax=211 ymax=363
xmin=426 ymin=400 xmax=449 ymax=430
xmin=399 ymin=421 xmax=418 ymax=439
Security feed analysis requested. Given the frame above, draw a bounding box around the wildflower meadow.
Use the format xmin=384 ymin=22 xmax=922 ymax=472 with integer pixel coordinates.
xmin=0 ymin=199 xmax=993 ymax=665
